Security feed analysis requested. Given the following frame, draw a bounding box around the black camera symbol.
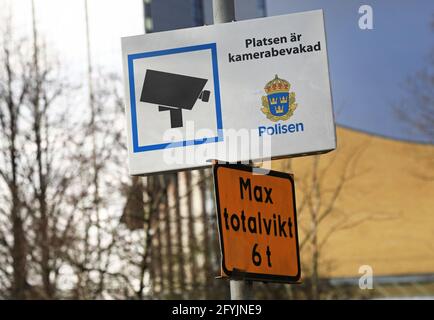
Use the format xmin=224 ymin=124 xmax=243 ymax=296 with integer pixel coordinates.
xmin=140 ymin=69 xmax=211 ymax=128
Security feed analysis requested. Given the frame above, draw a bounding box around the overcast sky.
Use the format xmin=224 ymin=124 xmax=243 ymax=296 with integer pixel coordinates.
xmin=3 ymin=0 xmax=144 ymax=79
xmin=2 ymin=0 xmax=433 ymax=143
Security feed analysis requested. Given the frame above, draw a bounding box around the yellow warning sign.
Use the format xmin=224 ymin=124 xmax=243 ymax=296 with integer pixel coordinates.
xmin=213 ymin=163 xmax=300 ymax=283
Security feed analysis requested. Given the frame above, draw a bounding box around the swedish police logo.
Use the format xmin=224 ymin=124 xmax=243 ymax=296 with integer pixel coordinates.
xmin=261 ymin=75 xmax=297 ymax=122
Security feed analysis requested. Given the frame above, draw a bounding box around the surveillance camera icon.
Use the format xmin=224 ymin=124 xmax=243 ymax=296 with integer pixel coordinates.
xmin=140 ymin=69 xmax=211 ymax=128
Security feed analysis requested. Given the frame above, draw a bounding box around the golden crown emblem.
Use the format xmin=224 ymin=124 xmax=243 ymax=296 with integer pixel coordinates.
xmin=270 ymin=96 xmax=289 ymax=105
xmin=264 ymin=75 xmax=290 ymax=94
xmin=260 ymin=75 xmax=297 ymax=122
xmin=275 ymin=105 xmax=284 ymax=113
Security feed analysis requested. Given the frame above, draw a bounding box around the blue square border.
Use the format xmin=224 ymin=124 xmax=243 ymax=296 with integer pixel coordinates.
xmin=127 ymin=43 xmax=223 ymax=153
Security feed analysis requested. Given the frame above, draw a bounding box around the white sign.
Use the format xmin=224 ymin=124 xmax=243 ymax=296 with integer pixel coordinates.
xmin=121 ymin=10 xmax=336 ymax=175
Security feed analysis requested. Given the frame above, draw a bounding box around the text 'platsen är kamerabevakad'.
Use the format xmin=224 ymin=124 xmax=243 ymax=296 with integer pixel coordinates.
xmin=228 ymin=33 xmax=322 ymax=63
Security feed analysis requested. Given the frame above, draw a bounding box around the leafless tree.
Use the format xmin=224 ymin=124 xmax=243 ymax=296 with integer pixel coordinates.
xmin=294 ymin=141 xmax=373 ymax=299
xmin=0 ymin=16 xmax=31 ymax=299
xmin=0 ymin=8 xmax=86 ymax=298
xmin=394 ymin=18 xmax=434 ymax=180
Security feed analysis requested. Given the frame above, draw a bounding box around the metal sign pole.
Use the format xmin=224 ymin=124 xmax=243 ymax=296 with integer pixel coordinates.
xmin=212 ymin=0 xmax=235 ymax=24
xmin=212 ymin=0 xmax=250 ymax=300
xmin=230 ymin=280 xmax=253 ymax=300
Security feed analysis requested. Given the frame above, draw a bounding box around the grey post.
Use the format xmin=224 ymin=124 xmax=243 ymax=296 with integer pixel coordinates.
xmin=212 ymin=0 xmax=252 ymax=300
xmin=212 ymin=0 xmax=235 ymax=24
xmin=230 ymin=279 xmax=253 ymax=300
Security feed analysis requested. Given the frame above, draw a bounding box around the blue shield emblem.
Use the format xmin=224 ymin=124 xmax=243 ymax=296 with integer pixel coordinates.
xmin=267 ymin=92 xmax=289 ymax=117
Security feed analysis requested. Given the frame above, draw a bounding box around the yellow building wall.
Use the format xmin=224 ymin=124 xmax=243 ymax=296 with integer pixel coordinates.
xmin=272 ymin=126 xmax=434 ymax=278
